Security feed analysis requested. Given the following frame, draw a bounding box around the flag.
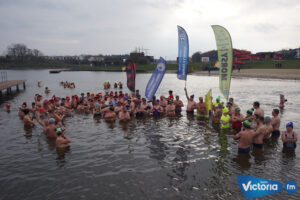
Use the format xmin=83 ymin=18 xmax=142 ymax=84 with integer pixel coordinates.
xmin=177 ymin=25 xmax=189 ymax=80
xmin=145 ymin=57 xmax=167 ymax=100
xmin=205 ymin=89 xmax=212 ymax=114
xmin=126 ymin=62 xmax=136 ymax=92
xmin=211 ymin=25 xmax=233 ymax=101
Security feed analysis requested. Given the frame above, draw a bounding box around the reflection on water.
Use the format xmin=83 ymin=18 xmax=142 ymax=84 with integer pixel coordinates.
xmin=0 ymin=70 xmax=300 ymax=200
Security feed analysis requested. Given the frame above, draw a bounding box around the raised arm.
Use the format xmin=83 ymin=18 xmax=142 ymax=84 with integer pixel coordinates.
xmin=184 ymin=87 xmax=190 ymax=101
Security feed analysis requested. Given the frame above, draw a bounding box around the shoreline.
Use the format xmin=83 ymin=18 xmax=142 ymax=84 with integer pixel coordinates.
xmin=190 ymin=69 xmax=300 ymax=80
xmin=1 ymin=67 xmax=300 ymax=80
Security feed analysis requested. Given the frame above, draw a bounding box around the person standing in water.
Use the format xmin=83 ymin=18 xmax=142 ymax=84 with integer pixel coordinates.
xmin=252 ymin=116 xmax=267 ymax=149
xmin=184 ymin=87 xmax=196 ymax=114
xmin=264 ymin=116 xmax=273 ymax=140
xmin=166 ymin=99 xmax=175 ymax=116
xmin=253 ymin=101 xmax=264 ymax=118
xmin=55 ymin=128 xmax=71 ymax=148
xmin=196 ymin=97 xmax=207 ymax=118
xmin=271 ymin=109 xmax=280 ymax=137
xmin=174 ymin=95 xmax=184 ymax=113
xmin=281 ymin=122 xmax=297 ymax=150
xmin=279 ymin=94 xmax=287 ymax=108
xmin=220 ymin=107 xmax=230 ymax=129
xmin=234 ymin=119 xmax=260 ymax=154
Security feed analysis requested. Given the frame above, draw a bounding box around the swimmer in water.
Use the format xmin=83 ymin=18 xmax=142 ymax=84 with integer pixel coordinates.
xmin=220 ymin=107 xmax=230 ymax=129
xmin=252 ymin=116 xmax=267 ymax=149
xmin=234 ymin=119 xmax=260 ymax=154
xmin=281 ymin=122 xmax=297 ymax=150
xmin=174 ymin=95 xmax=184 ymax=113
xmin=196 ymin=97 xmax=207 ymax=118
xmin=184 ymin=87 xmax=196 ymax=114
xmin=55 ymin=128 xmax=71 ymax=148
xmin=119 ymin=106 xmax=131 ymax=122
xmin=23 ymin=109 xmax=35 ymax=127
xmin=166 ymin=99 xmax=175 ymax=116
xmin=279 ymin=94 xmax=287 ymax=108
xmin=264 ymin=116 xmax=273 ymax=140
xmin=253 ymin=101 xmax=264 ymax=118
xmin=104 ymin=105 xmax=116 ymax=122
xmin=231 ymin=107 xmax=244 ymax=131
xmin=271 ymin=109 xmax=280 ymax=137
xmin=45 ymin=87 xmax=50 ymax=94
xmin=212 ymin=104 xmax=223 ymax=123
xmin=6 ymin=104 xmax=11 ymax=113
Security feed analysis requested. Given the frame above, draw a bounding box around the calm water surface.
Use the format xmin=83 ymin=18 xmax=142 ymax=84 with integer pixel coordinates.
xmin=0 ymin=70 xmax=299 ymax=200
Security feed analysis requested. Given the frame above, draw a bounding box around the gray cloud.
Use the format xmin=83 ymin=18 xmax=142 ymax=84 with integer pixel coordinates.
xmin=0 ymin=0 xmax=299 ymax=58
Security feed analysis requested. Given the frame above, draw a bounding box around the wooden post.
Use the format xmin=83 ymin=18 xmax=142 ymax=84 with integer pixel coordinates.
xmin=23 ymin=81 xmax=26 ymax=89
xmin=17 ymin=84 xmax=19 ymax=91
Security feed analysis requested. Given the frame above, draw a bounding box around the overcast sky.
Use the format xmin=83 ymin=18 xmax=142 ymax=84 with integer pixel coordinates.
xmin=0 ymin=0 xmax=299 ymax=59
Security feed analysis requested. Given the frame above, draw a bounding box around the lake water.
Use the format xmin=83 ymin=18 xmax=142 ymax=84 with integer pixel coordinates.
xmin=0 ymin=70 xmax=299 ymax=200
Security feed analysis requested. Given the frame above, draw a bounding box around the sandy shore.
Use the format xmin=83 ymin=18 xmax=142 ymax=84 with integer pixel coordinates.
xmin=190 ymin=69 xmax=300 ymax=80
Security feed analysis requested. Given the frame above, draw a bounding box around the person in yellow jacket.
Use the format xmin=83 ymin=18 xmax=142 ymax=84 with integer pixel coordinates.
xmin=221 ymin=107 xmax=230 ymax=129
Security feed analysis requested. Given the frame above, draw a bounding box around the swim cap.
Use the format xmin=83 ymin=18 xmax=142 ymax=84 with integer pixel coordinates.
xmin=223 ymin=107 xmax=229 ymax=113
xmin=142 ymin=98 xmax=146 ymax=101
xmin=91 ymin=92 xmax=94 ymax=96
xmin=23 ymin=102 xmax=27 ymax=106
xmin=234 ymin=107 xmax=240 ymax=112
xmin=247 ymin=108 xmax=254 ymax=115
xmin=156 ymin=99 xmax=160 ymax=102
xmin=49 ymin=118 xmax=55 ymax=124
xmin=286 ymin=122 xmax=293 ymax=129
xmin=55 ymin=128 xmax=63 ymax=136
xmin=125 ymin=104 xmax=130 ymax=108
xmin=39 ymin=108 xmax=46 ymax=112
xmin=243 ymin=119 xmax=252 ymax=129
xmin=217 ymin=96 xmax=221 ymax=101
xmin=6 ymin=104 xmax=10 ymax=107
xmin=98 ymin=92 xmax=102 ymax=95
xmin=264 ymin=116 xmax=271 ymax=123
xmin=176 ymin=95 xmax=179 ymax=98
xmin=190 ymin=94 xmax=194 ymax=98
xmin=66 ymin=96 xmax=70 ymax=99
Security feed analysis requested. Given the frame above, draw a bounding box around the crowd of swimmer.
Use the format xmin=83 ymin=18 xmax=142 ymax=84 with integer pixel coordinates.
xmin=60 ymin=81 xmax=76 ymax=89
xmin=13 ymin=82 xmax=297 ymax=152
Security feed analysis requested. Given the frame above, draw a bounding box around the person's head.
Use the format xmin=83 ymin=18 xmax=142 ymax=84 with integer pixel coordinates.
xmin=81 ymin=93 xmax=84 ymax=97
xmin=243 ymin=118 xmax=252 ymax=130
xmin=66 ymin=96 xmax=70 ymax=101
xmin=264 ymin=116 xmax=271 ymax=124
xmin=257 ymin=116 xmax=264 ymax=124
xmin=45 ymin=87 xmax=48 ymax=89
xmin=55 ymin=128 xmax=64 ymax=136
xmin=216 ymin=96 xmax=221 ymax=102
xmin=125 ymin=104 xmax=130 ymax=110
xmin=247 ymin=108 xmax=254 ymax=116
xmin=229 ymin=97 xmax=234 ymax=103
xmin=31 ymin=102 xmax=35 ymax=107
xmin=23 ymin=109 xmax=30 ymax=115
xmin=176 ymin=95 xmax=179 ymax=100
xmin=234 ymin=107 xmax=240 ymax=114
xmin=199 ymin=97 xmax=203 ymax=102
xmin=272 ymin=109 xmax=279 ymax=116
xmin=155 ymin=99 xmax=160 ymax=105
xmin=6 ymin=104 xmax=10 ymax=108
xmin=22 ymin=102 xmax=27 ymax=108
xmin=227 ymin=101 xmax=232 ymax=107
xmin=49 ymin=118 xmax=55 ymax=124
xmin=253 ymin=101 xmax=260 ymax=109
xmin=286 ymin=122 xmax=293 ymax=132
xmin=190 ymin=94 xmax=194 ymax=100
xmin=223 ymin=107 xmax=229 ymax=115
xmin=142 ymin=98 xmax=146 ymax=103
xmin=169 ymin=90 xmax=173 ymax=95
